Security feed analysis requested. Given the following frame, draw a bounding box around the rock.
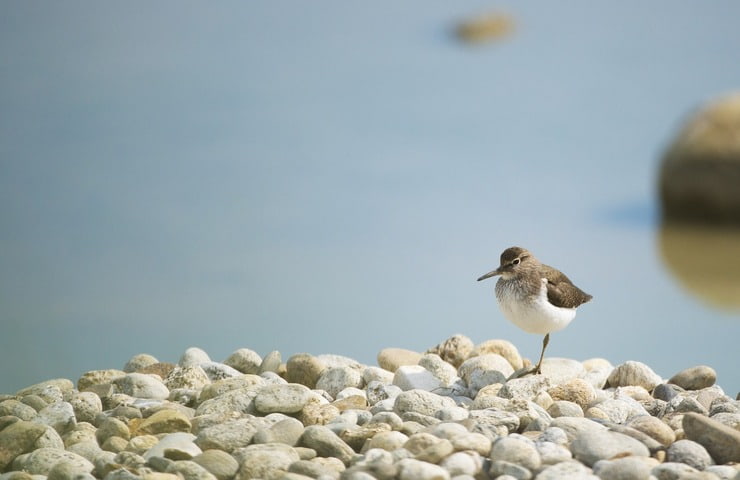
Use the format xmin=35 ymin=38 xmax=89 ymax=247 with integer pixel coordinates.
xmin=470 ymin=339 xmax=523 ymax=371
xmin=682 ymin=412 xmax=740 ymax=464
xmin=68 ymin=392 xmax=103 ymax=424
xmin=592 ymin=456 xmax=659 ymax=480
xmin=397 ymin=458 xmax=450 ymax=480
xmin=570 ymin=429 xmax=650 ymax=466
xmin=77 ymin=370 xmax=126 ymax=392
xmin=365 ymin=430 xmax=409 ymax=451
xmin=195 ymin=417 xmax=267 ymax=452
xmin=394 ymin=389 xmax=456 ymax=418
xmin=139 ymin=362 xmax=177 ymax=380
xmin=377 ymin=348 xmax=422 ymax=372
xmin=419 ymin=354 xmax=460 ymax=387
xmin=96 ymin=417 xmax=130 ymax=444
xmin=440 ymin=451 xmax=483 ymax=476
xmin=125 ymin=434 xmax=158 ymax=455
xmin=164 ymin=366 xmax=211 ymax=390
xmin=547 ymin=379 xmax=596 ymax=411
xmin=285 ymin=354 xmax=326 ymax=388
xmin=426 ymin=334 xmax=475 ymax=368
xmin=166 ymin=460 xmax=217 ymax=480
xmin=488 ymin=460 xmax=532 ymax=479
xmin=362 ymin=367 xmax=395 ymax=386
xmin=606 ymin=361 xmax=663 ymax=391
xmin=536 ymin=461 xmax=599 ymax=480
xmin=627 ymin=415 xmax=676 ymax=447
xmin=651 ymin=462 xmax=700 ymax=480
xmin=19 ymin=394 xmax=47 ymax=412
xmin=253 ymin=383 xmax=312 ymax=414
xmin=16 ymin=379 xmax=74 ymax=401
xmin=258 ymin=350 xmax=282 ymax=374
xmin=581 ymin=358 xmax=614 ymax=390
xmin=539 ymin=358 xmax=586 ymax=385
xmin=123 ymin=353 xmax=159 ymax=373
xmin=659 ymin=92 xmax=740 ymax=224
xmin=112 ymin=373 xmax=169 ymax=400
xmin=669 ymin=366 xmax=717 ymax=390
xmin=535 ymin=441 xmax=572 ymax=465
xmin=199 ymin=375 xmax=264 ymax=402
xmin=135 ymin=409 xmax=192 ymax=435
xmin=549 ymin=417 xmax=607 ymax=442
xmin=316 ymin=367 xmax=363 ymax=399
xmin=298 ymin=399 xmax=341 ymax=426
xmin=498 ymin=375 xmax=551 ymax=401
xmin=393 ymin=365 xmax=443 ymax=392
xmin=490 ymin=435 xmax=541 ymax=471
xmin=299 ymin=425 xmax=355 ymax=465
xmin=192 ymin=449 xmax=239 ymax=480
xmin=224 ymin=348 xmax=262 ymax=375
xmin=366 ymin=382 xmax=402 ymax=406
xmin=0 ymin=420 xmax=48 ymax=470
xmin=547 ymin=400 xmax=583 ymax=418
xmin=0 ymin=400 xmax=37 ymax=420
xmin=46 ymin=459 xmax=96 ymax=480
xmin=666 ymin=439 xmax=714 ymax=470
xmin=459 ymin=354 xmax=512 ymax=394
xmin=195 ymin=387 xmax=258 ymax=417
xmin=199 ymin=362 xmax=242 ymax=381
xmin=179 ymin=347 xmax=211 ymax=367
xmin=144 ymin=432 xmax=202 ymax=460
xmin=32 ymin=402 xmax=76 ymax=435
xmin=14 ymin=448 xmax=94 ymax=476
xmin=467 ymin=409 xmax=520 ymax=436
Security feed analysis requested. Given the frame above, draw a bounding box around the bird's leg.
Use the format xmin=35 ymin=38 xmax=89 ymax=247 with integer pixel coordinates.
xmin=532 ymin=333 xmax=550 ymax=374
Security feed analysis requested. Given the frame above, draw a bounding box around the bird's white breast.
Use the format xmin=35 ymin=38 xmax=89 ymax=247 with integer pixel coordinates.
xmin=495 ymin=277 xmax=576 ymax=334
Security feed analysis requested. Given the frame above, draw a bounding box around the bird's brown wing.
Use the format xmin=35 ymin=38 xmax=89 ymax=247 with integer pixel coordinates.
xmin=541 ymin=264 xmax=593 ymax=308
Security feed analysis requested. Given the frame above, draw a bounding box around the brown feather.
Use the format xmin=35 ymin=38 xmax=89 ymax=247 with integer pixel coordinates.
xmin=541 ymin=264 xmax=593 ymax=308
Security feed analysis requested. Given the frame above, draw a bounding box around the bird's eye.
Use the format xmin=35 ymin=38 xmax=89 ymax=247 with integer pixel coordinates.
xmin=512 ymin=258 xmax=520 ymax=265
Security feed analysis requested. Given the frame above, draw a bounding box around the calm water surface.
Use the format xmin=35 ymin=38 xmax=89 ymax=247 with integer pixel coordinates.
xmin=1 ymin=2 xmax=739 ymax=394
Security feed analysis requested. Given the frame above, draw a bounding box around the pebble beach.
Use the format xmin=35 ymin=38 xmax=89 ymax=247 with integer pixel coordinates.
xmin=1 ymin=334 xmax=739 ymax=480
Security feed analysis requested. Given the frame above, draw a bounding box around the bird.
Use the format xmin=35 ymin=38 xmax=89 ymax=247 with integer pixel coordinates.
xmin=477 ymin=246 xmax=592 ymax=375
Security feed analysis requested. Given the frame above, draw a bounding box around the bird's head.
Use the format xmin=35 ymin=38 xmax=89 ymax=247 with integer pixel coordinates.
xmin=477 ymin=246 xmax=534 ymax=281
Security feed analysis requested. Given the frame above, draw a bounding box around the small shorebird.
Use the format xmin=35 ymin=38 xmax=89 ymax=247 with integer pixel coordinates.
xmin=477 ymin=246 xmax=592 ymax=375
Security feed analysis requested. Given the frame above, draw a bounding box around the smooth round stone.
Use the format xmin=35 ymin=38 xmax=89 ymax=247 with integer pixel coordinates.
xmin=316 ymin=367 xmax=363 ymax=399
xmin=459 ymin=354 xmax=512 ymax=392
xmin=164 ymin=366 xmax=211 ymax=390
xmin=178 ymin=347 xmax=211 ymax=367
xmin=16 ymin=379 xmax=74 ymax=401
xmin=592 ymin=456 xmax=659 ymax=480
xmin=96 ymin=417 xmax=130 ymax=445
xmin=653 ymin=383 xmax=684 ymax=402
xmin=547 ymin=378 xmax=596 ymax=410
xmin=419 ymin=354 xmax=460 ymax=386
xmin=450 ymin=432 xmax=492 ymax=456
xmin=268 ymin=417 xmax=305 ymax=446
xmin=377 ymin=348 xmax=422 ymax=373
xmin=362 ymin=366 xmax=395 ymax=385
xmin=606 ymin=361 xmax=663 ymax=391
xmin=669 ymin=366 xmax=717 ymax=391
xmin=393 ymin=389 xmax=456 ymax=418
xmin=33 ymin=401 xmax=76 ymax=435
xmin=288 ymin=459 xmax=340 ymax=479
xmin=397 ymin=458 xmax=450 ymax=480
xmin=0 ymin=421 xmax=48 ymax=471
xmin=427 ymin=334 xmax=475 ymax=368
xmin=285 ymin=354 xmax=326 ymax=389
xmin=683 ymin=412 xmax=740 ymax=464
xmin=14 ymin=448 xmax=94 ymax=476
xmin=535 ymin=461 xmax=599 ymax=480
xmin=488 ymin=460 xmax=531 ymax=480
xmin=254 ymin=383 xmax=312 ymax=414
xmin=195 ymin=417 xmax=268 ymax=452
xmin=627 ymin=415 xmax=676 ymax=447
xmin=498 ymin=375 xmax=551 ymax=401
xmin=539 ymin=358 xmax=586 ymax=385
xmin=68 ymin=392 xmax=102 ymax=424
xmin=440 ymin=451 xmax=482 ymax=476
xmin=135 ymin=409 xmax=192 ymax=435
xmin=366 ymin=430 xmax=409 ymax=451
xmin=581 ymin=358 xmax=614 ymax=389
xmin=123 ymin=354 xmax=159 ymax=373
xmin=20 ymin=394 xmax=48 ymax=412
xmin=675 ymin=396 xmax=709 ymax=415
xmin=199 ymin=375 xmax=264 ymax=402
xmin=547 ymin=400 xmax=583 ymax=418
xmin=470 ymin=339 xmax=523 ymax=371
xmin=436 ymin=406 xmax=469 ymax=422
xmin=571 ymin=429 xmax=649 ymax=467
xmin=77 ymin=370 xmax=126 ymax=392
xmin=369 ymin=411 xmax=403 ymax=430
xmin=667 ymin=439 xmax=714 ymax=470
xmin=165 ymin=460 xmax=217 ymax=480
xmin=298 ymin=425 xmax=355 ymax=465
xmin=223 ymin=348 xmax=262 ymax=375
xmin=113 ymin=373 xmax=169 ymax=400
xmin=258 ymin=350 xmax=282 ymax=374
xmin=651 ymin=462 xmax=699 ymax=480
xmin=586 ymin=397 xmax=648 ymax=424
xmin=467 ymin=409 xmax=519 ymax=436
xmin=0 ymin=399 xmax=37 ymax=421
xmin=192 ymin=449 xmax=239 ymax=480
xmin=199 ymin=362 xmax=242 ymax=381
xmin=145 ymin=432 xmax=201 ymax=460
xmin=535 ymin=441 xmax=572 ymax=465
xmin=490 ymin=435 xmax=541 ymax=472
xmin=704 ymin=465 xmax=740 ymax=480
xmin=393 ymin=365 xmax=443 ymax=392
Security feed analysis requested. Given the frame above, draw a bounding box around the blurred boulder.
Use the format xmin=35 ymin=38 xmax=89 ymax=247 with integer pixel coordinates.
xmin=455 ymin=12 xmax=515 ymax=44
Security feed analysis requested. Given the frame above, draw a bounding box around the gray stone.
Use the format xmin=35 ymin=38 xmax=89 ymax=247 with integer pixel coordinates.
xmin=547 ymin=400 xmax=583 ymax=418
xmin=394 ymin=389 xmax=456 ymax=418
xmin=195 ymin=387 xmax=258 ymax=417
xmin=112 ymin=373 xmax=169 ymax=400
xmin=199 ymin=362 xmax=242 ymax=381
xmin=365 ymin=430 xmax=409 ymax=451
xmin=366 ymin=381 xmax=402 ymax=406
xmin=96 ymin=417 xmax=130 ymax=444
xmin=33 ymin=401 xmax=76 ymax=435
xmin=179 ymin=347 xmax=211 ymax=367
xmin=0 ymin=420 xmax=48 ymax=470
xmin=258 ymin=350 xmax=282 ymax=374
xmin=199 ymin=375 xmax=264 ymax=402
xmin=535 ymin=441 xmax=572 ymax=465
xmin=362 ymin=367 xmax=395 ymax=386
xmin=192 ymin=449 xmax=239 ymax=480
xmin=285 ymin=354 xmax=326 ymax=388
xmin=47 ymin=459 xmax=97 ymax=480
xmin=427 ymin=334 xmax=475 ymax=368
xmin=586 ymin=397 xmax=649 ymax=424
xmin=14 ymin=448 xmax=94 ymax=476
xmin=377 ymin=348 xmax=422 ymax=372
xmin=254 ymin=383 xmax=312 ymax=414
xmin=195 ymin=417 xmax=268 ymax=452
xmin=419 ymin=354 xmax=461 ymax=387
xmin=683 ymin=411 xmax=740 ymax=464
xmin=102 ymin=468 xmax=143 ymax=480
xmin=549 ymin=417 xmax=607 ymax=441
xmin=316 ymin=367 xmax=363 ymax=399
xmin=667 ymin=439 xmax=714 ymax=470
xmin=288 ymin=459 xmax=340 ymax=479
xmin=166 ymin=460 xmax=217 ymax=480
xmin=393 ymin=365 xmax=443 ymax=392
xmin=123 ymin=353 xmax=159 ymax=373
xmin=592 ymin=456 xmax=659 ymax=480
xmin=627 ymin=414 xmax=676 ymax=447
xmin=653 ymin=383 xmax=683 ymax=402
xmin=34 ymin=425 xmax=64 ymax=449
xmin=570 ymin=429 xmax=650 ymax=466
xmin=16 ymin=379 xmax=74 ymax=402
xmin=704 ymin=465 xmax=740 ymax=480
xmin=470 ymin=339 xmax=524 ymax=371
xmin=19 ymin=394 xmax=48 ymax=412
xmin=0 ymin=399 xmax=37 ymax=420
xmin=606 ymin=361 xmax=662 ymax=391
xmin=491 ymin=435 xmax=541 ymax=471
xmin=440 ymin=451 xmax=483 ymax=476
xmin=535 ymin=461 xmax=599 ymax=480
xmin=538 ymin=358 xmax=586 ymax=386
xmin=144 ymin=432 xmax=201 ymax=459
xmin=458 ymin=354 xmax=512 ymax=394
xmin=224 ymin=348 xmax=262 ymax=375
xmin=268 ymin=417 xmax=305 ymax=446
xmin=467 ymin=409 xmax=520 ymax=436
xmin=299 ymin=425 xmax=355 ymax=465
xmin=669 ymin=366 xmax=717 ymax=390
xmin=651 ymin=462 xmax=699 ymax=480
xmin=489 ymin=460 xmax=532 ymax=480
xmin=68 ymin=392 xmax=103 ymax=424
xmin=498 ymin=375 xmax=551 ymax=401
xmin=397 ymin=458 xmax=451 ymax=480
xmin=232 ymin=443 xmax=299 ymax=479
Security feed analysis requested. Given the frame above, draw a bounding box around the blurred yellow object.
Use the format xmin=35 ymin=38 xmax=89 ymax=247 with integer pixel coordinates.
xmin=456 ymin=12 xmax=515 ymax=44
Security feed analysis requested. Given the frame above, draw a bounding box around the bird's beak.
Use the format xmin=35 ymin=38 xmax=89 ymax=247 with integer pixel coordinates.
xmin=477 ymin=268 xmax=501 ymax=282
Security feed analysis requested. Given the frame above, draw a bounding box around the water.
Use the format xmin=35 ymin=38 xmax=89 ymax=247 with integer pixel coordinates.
xmin=1 ymin=2 xmax=739 ymax=394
